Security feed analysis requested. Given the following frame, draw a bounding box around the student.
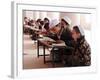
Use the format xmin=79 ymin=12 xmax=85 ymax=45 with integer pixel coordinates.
xmin=58 ymin=16 xmax=73 ymax=47
xmin=43 ymin=17 xmax=50 ymax=31
xmin=44 ymin=17 xmax=50 ymax=24
xmin=48 ymin=19 xmax=62 ymax=62
xmin=39 ymin=21 xmax=44 ymax=30
xmin=24 ymin=17 xmax=29 ymax=25
xmin=48 ymin=19 xmax=60 ymax=40
xmin=72 ymin=25 xmax=91 ymax=66
xmin=51 ymin=17 xmax=74 ymax=66
xmin=50 ymin=19 xmax=73 ymax=63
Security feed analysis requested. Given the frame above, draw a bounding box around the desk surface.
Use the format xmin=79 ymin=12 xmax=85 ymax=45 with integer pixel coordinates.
xmin=38 ymin=37 xmax=67 ymax=48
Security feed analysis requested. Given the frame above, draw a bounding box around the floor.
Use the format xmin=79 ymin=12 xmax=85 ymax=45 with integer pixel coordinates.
xmin=23 ymin=34 xmax=63 ymax=69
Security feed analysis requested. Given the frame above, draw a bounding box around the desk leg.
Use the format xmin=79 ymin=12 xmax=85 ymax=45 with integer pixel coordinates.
xmin=37 ymin=40 xmax=39 ymax=58
xmin=43 ymin=45 xmax=46 ymax=64
xmin=52 ymin=48 xmax=55 ymax=67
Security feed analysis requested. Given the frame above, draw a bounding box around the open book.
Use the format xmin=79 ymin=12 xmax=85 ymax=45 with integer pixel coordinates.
xmin=52 ymin=42 xmax=66 ymax=47
xmin=38 ymin=37 xmax=56 ymax=42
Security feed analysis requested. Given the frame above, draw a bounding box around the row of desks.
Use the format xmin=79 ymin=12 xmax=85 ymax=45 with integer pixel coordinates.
xmin=37 ymin=37 xmax=74 ymax=67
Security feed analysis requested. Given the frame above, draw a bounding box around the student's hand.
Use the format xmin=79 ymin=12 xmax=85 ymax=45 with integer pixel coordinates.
xmin=57 ymin=35 xmax=60 ymax=40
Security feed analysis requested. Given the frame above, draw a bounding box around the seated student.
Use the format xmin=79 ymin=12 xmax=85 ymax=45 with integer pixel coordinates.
xmin=58 ymin=16 xmax=74 ymax=47
xmin=43 ymin=17 xmax=50 ymax=31
xmin=39 ymin=21 xmax=44 ymax=30
xmin=49 ymin=19 xmax=74 ymax=63
xmin=47 ymin=19 xmax=60 ymax=40
xmin=48 ymin=19 xmax=63 ymax=62
xmin=71 ymin=25 xmax=91 ymax=66
xmin=24 ymin=17 xmax=29 ymax=25
xmin=49 ymin=17 xmax=74 ymax=65
xmin=56 ymin=16 xmax=74 ymax=66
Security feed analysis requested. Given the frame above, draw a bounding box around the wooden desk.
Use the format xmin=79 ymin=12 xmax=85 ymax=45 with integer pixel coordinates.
xmin=37 ymin=37 xmax=55 ymax=63
xmin=37 ymin=37 xmax=73 ymax=67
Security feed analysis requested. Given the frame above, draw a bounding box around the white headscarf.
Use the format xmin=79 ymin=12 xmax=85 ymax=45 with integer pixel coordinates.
xmin=78 ymin=25 xmax=85 ymax=36
xmin=49 ymin=19 xmax=59 ymax=28
xmin=62 ymin=16 xmax=71 ymax=25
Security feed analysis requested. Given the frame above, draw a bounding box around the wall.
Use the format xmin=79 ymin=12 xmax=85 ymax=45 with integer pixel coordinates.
xmin=80 ymin=14 xmax=91 ymax=30
xmin=60 ymin=13 xmax=80 ymax=27
xmin=23 ymin=11 xmax=90 ymax=29
xmin=23 ymin=11 xmax=60 ymax=20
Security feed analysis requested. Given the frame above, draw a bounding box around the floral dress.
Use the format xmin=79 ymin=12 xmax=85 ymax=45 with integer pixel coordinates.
xmin=72 ymin=36 xmax=91 ymax=66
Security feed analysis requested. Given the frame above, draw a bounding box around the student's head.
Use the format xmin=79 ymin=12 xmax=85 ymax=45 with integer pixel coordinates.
xmin=24 ymin=17 xmax=27 ymax=20
xmin=36 ymin=19 xmax=41 ymax=23
xmin=44 ymin=23 xmax=49 ymax=31
xmin=49 ymin=19 xmax=59 ymax=28
xmin=61 ymin=16 xmax=71 ymax=28
xmin=44 ymin=17 xmax=50 ymax=24
xmin=72 ymin=26 xmax=85 ymax=41
xmin=40 ymin=21 xmax=44 ymax=26
xmin=24 ymin=17 xmax=29 ymax=24
xmin=36 ymin=19 xmax=41 ymax=26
